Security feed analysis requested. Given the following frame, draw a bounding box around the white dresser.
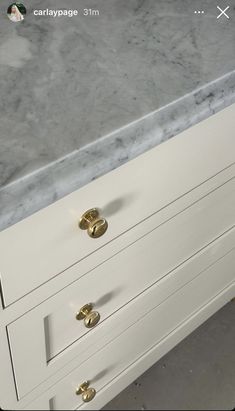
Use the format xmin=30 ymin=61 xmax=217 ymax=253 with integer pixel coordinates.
xmin=0 ymin=104 xmax=235 ymax=410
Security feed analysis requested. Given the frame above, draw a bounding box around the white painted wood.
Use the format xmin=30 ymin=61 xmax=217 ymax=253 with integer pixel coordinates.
xmin=47 ymin=182 xmax=235 ymax=361
xmin=8 ymin=235 xmax=235 ymax=399
xmin=22 ymin=283 xmax=235 ymax=411
xmin=3 ymin=229 xmax=235 ymax=411
xmin=1 ymin=104 xmax=235 ymax=306
xmin=13 ymin=179 xmax=235 ymax=362
xmin=78 ymin=284 xmax=235 ymax=411
xmin=21 ymin=284 xmax=235 ymax=411
xmin=1 ymin=164 xmax=234 ymax=328
xmin=22 ymin=251 xmax=235 ymax=410
xmin=0 ymin=328 xmax=18 ymax=410
xmin=24 ymin=396 xmax=51 ymax=410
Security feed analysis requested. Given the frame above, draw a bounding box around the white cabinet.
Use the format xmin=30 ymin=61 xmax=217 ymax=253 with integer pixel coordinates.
xmin=0 ymin=104 xmax=235 ymax=307
xmin=24 ymin=249 xmax=235 ymax=410
xmin=0 ymin=104 xmax=235 ymax=410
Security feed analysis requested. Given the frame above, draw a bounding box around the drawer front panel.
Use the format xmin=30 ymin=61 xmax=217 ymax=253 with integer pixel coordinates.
xmin=8 ymin=228 xmax=235 ymax=399
xmin=0 ymin=104 xmax=235 ymax=306
xmin=23 ymin=249 xmax=235 ymax=410
xmin=40 ymin=180 xmax=235 ymax=359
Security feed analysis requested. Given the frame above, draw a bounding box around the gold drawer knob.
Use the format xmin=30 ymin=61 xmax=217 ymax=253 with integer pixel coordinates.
xmin=76 ymin=303 xmax=100 ymax=328
xmin=76 ymin=381 xmax=96 ymax=403
xmin=79 ymin=208 xmax=108 ymax=238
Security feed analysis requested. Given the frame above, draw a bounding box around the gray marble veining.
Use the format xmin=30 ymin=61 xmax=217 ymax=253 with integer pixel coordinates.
xmin=0 ymin=0 xmax=235 ymax=231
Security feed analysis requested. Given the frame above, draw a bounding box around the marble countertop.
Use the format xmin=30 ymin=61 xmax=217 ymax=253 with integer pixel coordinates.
xmin=0 ymin=0 xmax=235 ymax=231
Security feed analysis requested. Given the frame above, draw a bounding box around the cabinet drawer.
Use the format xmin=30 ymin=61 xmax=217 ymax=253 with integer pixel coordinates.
xmin=0 ymin=104 xmax=235 ymax=306
xmin=23 ymin=249 xmax=235 ymax=410
xmin=8 ymin=224 xmax=235 ymax=399
xmin=31 ymin=179 xmax=235 ymax=359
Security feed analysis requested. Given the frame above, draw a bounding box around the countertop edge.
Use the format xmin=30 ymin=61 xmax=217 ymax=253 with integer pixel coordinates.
xmin=1 ymin=70 xmax=235 ymax=232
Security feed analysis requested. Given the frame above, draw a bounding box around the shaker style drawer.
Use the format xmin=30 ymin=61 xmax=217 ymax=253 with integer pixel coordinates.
xmin=23 ymin=249 xmax=235 ymax=410
xmin=0 ymin=104 xmax=235 ymax=306
xmin=7 ymin=180 xmax=235 ymax=399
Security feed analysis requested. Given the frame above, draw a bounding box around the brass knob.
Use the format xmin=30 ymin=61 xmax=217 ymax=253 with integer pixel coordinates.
xmin=79 ymin=208 xmax=108 ymax=238
xmin=76 ymin=381 xmax=96 ymax=403
xmin=76 ymin=303 xmax=100 ymax=329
